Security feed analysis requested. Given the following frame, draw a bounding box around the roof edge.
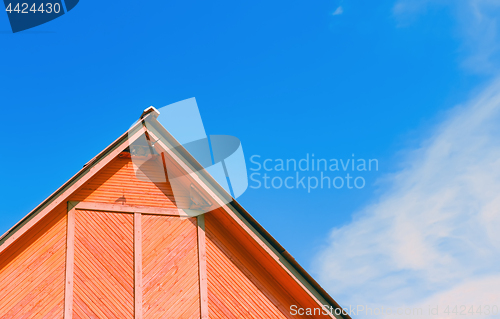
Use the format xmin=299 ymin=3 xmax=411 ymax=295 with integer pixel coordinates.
xmin=143 ymin=117 xmax=350 ymax=319
xmin=141 ymin=106 xmax=160 ymax=119
xmin=228 ymin=199 xmax=348 ymax=318
xmin=0 ymin=115 xmax=149 ymax=246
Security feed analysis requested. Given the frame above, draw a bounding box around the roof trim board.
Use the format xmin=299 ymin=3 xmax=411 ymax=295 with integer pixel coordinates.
xmin=0 ymin=125 xmax=146 ymax=254
xmin=143 ymin=126 xmax=340 ymax=309
xmin=0 ymin=117 xmax=148 ymax=249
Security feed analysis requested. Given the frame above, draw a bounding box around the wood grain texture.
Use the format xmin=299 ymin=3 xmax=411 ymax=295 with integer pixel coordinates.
xmin=0 ymin=135 xmax=341 ymax=319
xmin=0 ymin=205 xmax=67 ymax=318
xmin=70 ymin=157 xmax=178 ymax=209
xmin=142 ymin=215 xmax=200 ymax=319
xmin=73 ymin=210 xmax=134 ymax=319
xmin=75 ymin=201 xmax=185 ymax=216
xmin=64 ymin=206 xmax=75 ymax=319
xmin=207 ymin=208 xmax=335 ymax=318
xmin=197 ymin=214 xmax=208 ymax=319
xmin=206 ymin=214 xmax=302 ymax=319
xmin=134 ymin=213 xmax=142 ymax=319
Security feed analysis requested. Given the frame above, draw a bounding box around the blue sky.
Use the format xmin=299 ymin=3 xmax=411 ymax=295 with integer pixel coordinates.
xmin=2 ymin=0 xmax=500 ymax=315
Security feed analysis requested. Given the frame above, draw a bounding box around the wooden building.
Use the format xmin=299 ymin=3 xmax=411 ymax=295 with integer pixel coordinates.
xmin=0 ymin=108 xmax=349 ymax=318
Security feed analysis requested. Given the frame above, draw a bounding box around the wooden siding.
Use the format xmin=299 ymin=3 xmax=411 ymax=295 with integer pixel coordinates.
xmin=70 ymin=156 xmax=178 ymax=208
xmin=206 ymin=214 xmax=298 ymax=319
xmin=0 ymin=147 xmax=339 ymax=319
xmin=73 ymin=210 xmax=134 ymax=319
xmin=207 ymin=207 xmax=332 ymax=319
xmin=142 ymin=215 xmax=200 ymax=319
xmin=0 ymin=205 xmax=67 ymax=318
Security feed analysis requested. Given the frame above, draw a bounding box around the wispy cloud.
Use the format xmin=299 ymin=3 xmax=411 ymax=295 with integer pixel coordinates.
xmin=333 ymin=6 xmax=344 ymax=16
xmin=393 ymin=0 xmax=500 ymax=73
xmin=313 ymin=79 xmax=500 ymax=317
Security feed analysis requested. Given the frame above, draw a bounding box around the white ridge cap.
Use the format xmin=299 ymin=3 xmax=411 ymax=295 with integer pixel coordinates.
xmin=141 ymin=106 xmax=160 ymax=118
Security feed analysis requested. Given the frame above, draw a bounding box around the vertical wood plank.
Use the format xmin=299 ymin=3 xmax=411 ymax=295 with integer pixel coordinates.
xmin=64 ymin=202 xmax=76 ymax=319
xmin=73 ymin=210 xmax=134 ymax=318
xmin=142 ymin=215 xmax=200 ymax=318
xmin=197 ymin=214 xmax=208 ymax=319
xmin=134 ymin=212 xmax=142 ymax=319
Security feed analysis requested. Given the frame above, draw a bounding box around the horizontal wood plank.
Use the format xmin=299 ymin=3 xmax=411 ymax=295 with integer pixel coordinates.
xmin=75 ymin=201 xmax=187 ymax=216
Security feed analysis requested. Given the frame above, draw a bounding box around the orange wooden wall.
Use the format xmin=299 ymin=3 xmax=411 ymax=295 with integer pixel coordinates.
xmin=0 ymin=205 xmax=67 ymax=318
xmin=0 ymin=155 xmax=331 ymax=318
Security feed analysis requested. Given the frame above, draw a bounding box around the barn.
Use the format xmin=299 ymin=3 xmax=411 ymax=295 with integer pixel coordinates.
xmin=0 ymin=107 xmax=349 ymax=318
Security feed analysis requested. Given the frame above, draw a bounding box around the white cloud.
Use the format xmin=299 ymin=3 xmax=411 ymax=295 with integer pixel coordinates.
xmin=333 ymin=6 xmax=344 ymax=16
xmin=313 ymin=79 xmax=500 ymax=318
xmin=393 ymin=0 xmax=500 ymax=73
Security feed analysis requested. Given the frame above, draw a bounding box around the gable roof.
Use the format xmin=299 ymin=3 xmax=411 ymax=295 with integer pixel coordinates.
xmin=0 ymin=108 xmax=349 ymax=319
